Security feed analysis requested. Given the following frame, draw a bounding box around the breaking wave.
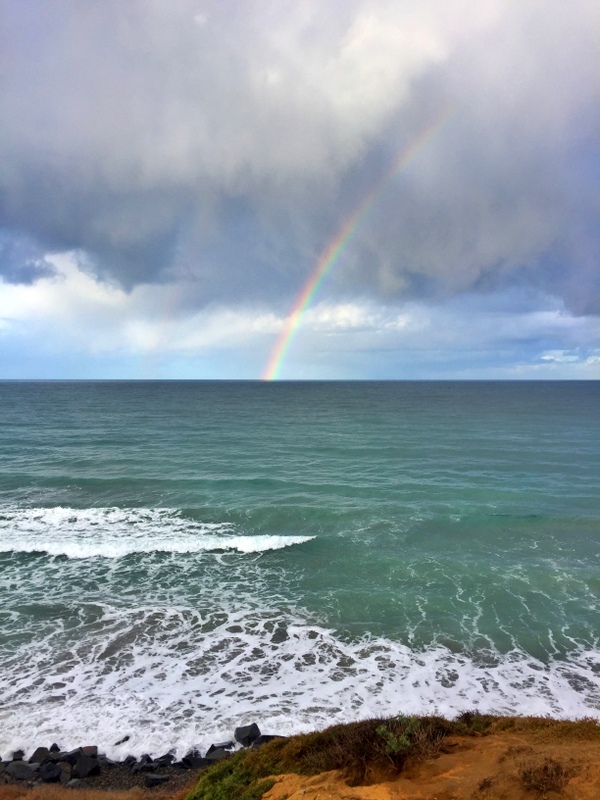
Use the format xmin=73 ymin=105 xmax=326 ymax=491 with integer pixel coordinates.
xmin=0 ymin=506 xmax=315 ymax=558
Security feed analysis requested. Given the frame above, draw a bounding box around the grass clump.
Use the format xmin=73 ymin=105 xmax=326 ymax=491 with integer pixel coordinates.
xmin=184 ymin=753 xmax=275 ymax=800
xmin=454 ymin=710 xmax=495 ymax=735
xmin=376 ymin=715 xmax=420 ymax=762
xmin=492 ymin=715 xmax=600 ymax=742
xmin=520 ymin=757 xmax=572 ymax=795
xmin=186 ymin=713 xmax=478 ymax=800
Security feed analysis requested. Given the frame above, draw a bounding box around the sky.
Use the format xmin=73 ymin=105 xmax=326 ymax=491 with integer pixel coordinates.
xmin=1 ymin=0 xmax=599 ymax=380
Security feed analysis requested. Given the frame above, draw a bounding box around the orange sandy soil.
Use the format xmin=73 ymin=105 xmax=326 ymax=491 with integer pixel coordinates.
xmin=263 ymin=726 xmax=600 ymax=800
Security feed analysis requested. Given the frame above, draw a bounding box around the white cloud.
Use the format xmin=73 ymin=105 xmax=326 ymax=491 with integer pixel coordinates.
xmin=1 ymin=252 xmax=279 ymax=357
xmin=2 ymin=253 xmax=598 ymax=378
xmin=540 ymin=350 xmax=581 ymax=363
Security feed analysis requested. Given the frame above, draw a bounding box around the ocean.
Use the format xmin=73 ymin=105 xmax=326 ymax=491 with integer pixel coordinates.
xmin=0 ymin=380 xmax=598 ymax=759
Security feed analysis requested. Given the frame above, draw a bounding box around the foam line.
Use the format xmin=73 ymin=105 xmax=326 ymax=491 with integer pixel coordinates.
xmin=0 ymin=506 xmax=314 ymax=558
xmin=1 ymin=607 xmax=598 ymax=760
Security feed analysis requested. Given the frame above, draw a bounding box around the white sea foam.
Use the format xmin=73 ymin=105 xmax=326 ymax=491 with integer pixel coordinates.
xmin=1 ymin=504 xmax=599 ymax=761
xmin=1 ymin=602 xmax=599 ymax=761
xmin=0 ymin=506 xmax=314 ymax=557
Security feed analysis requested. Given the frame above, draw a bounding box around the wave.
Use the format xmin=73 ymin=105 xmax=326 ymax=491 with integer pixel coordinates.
xmin=1 ymin=603 xmax=599 ymax=761
xmin=0 ymin=506 xmax=315 ymax=558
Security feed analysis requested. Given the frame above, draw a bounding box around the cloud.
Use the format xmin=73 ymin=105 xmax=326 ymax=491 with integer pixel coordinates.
xmin=0 ymin=231 xmax=56 ymax=283
xmin=0 ymin=0 xmax=599 ymax=316
xmin=1 ymin=252 xmax=598 ymax=379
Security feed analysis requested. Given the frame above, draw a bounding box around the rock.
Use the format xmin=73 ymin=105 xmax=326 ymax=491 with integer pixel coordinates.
xmin=81 ymin=746 xmax=98 ymax=758
xmin=176 ymin=750 xmax=213 ymax=769
xmin=145 ymin=773 xmax=170 ymax=788
xmin=123 ymin=755 xmax=137 ymax=768
xmin=183 ymin=748 xmax=203 ymax=760
xmin=113 ymin=735 xmax=130 ymax=746
xmin=181 ymin=749 xmax=201 ymax=768
xmin=139 ymin=753 xmax=153 ymax=764
xmin=67 ymin=778 xmax=90 ymax=788
xmin=49 ymin=743 xmax=61 ymax=753
xmin=205 ymin=748 xmax=230 ymax=762
xmin=72 ymin=755 xmax=101 ymax=779
xmin=29 ymin=747 xmax=50 ymax=764
xmin=11 ymin=751 xmax=24 ymax=762
xmin=180 ymin=755 xmax=212 ymax=769
xmin=39 ymin=762 xmax=63 ymax=783
xmin=57 ymin=762 xmax=73 ymax=784
xmin=206 ymin=741 xmax=235 ymax=754
xmin=234 ymin=723 xmax=261 ymax=747
xmin=155 ymin=752 xmax=175 ymax=767
xmin=131 ymin=761 xmax=157 ymax=775
xmin=61 ymin=748 xmax=83 ymax=766
xmin=271 ymin=625 xmax=289 ymax=643
xmin=6 ymin=761 xmax=36 ymax=780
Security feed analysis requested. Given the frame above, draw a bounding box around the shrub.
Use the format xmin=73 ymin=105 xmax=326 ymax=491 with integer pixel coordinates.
xmin=520 ymin=757 xmax=571 ymax=795
xmin=186 ymin=714 xmax=457 ymax=800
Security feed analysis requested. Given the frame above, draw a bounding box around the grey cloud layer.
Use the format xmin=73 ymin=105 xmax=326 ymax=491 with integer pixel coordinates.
xmin=1 ymin=0 xmax=598 ymax=311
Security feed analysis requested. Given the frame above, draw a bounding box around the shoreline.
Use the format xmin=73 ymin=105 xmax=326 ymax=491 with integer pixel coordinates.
xmin=2 ymin=715 xmax=600 ymax=799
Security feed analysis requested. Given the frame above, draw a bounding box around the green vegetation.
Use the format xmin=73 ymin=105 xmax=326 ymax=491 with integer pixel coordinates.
xmin=183 ymin=715 xmax=600 ymax=800
xmin=185 ymin=712 xmax=494 ymax=800
xmin=376 ymin=715 xmax=422 ymax=762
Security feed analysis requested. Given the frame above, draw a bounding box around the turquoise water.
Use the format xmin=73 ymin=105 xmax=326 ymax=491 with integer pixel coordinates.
xmin=0 ymin=381 xmax=598 ymax=757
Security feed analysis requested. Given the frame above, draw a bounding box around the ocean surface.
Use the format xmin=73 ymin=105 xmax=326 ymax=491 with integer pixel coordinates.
xmin=0 ymin=380 xmax=599 ymax=759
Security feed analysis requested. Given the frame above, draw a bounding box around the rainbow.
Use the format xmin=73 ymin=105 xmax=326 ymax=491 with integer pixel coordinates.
xmin=262 ymin=109 xmax=454 ymax=381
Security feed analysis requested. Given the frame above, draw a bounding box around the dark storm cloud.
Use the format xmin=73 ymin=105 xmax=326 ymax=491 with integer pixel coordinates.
xmin=0 ymin=0 xmax=598 ymax=311
xmin=0 ymin=231 xmax=55 ymax=283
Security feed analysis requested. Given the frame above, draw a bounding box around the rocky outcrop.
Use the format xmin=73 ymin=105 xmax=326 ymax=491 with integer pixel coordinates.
xmin=0 ymin=720 xmax=285 ymax=790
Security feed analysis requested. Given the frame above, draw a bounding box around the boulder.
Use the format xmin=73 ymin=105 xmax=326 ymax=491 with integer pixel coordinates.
xmin=234 ymin=723 xmax=261 ymax=747
xmin=155 ymin=753 xmax=175 ymax=767
xmin=181 ymin=754 xmax=212 ymax=769
xmin=81 ymin=746 xmax=98 ymax=758
xmin=57 ymin=762 xmax=73 ymax=784
xmin=113 ymin=735 xmax=130 ymax=746
xmin=39 ymin=762 xmax=63 ymax=783
xmin=11 ymin=751 xmax=24 ymax=762
xmin=183 ymin=748 xmax=203 ymax=760
xmin=206 ymin=741 xmax=235 ymax=754
xmin=6 ymin=761 xmax=36 ymax=780
xmin=145 ymin=773 xmax=170 ymax=788
xmin=49 ymin=743 xmax=61 ymax=753
xmin=131 ymin=761 xmax=157 ymax=775
xmin=29 ymin=747 xmax=50 ymax=764
xmin=72 ymin=755 xmax=101 ymax=779
xmin=123 ymin=755 xmax=137 ymax=769
xmin=60 ymin=749 xmax=83 ymax=766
